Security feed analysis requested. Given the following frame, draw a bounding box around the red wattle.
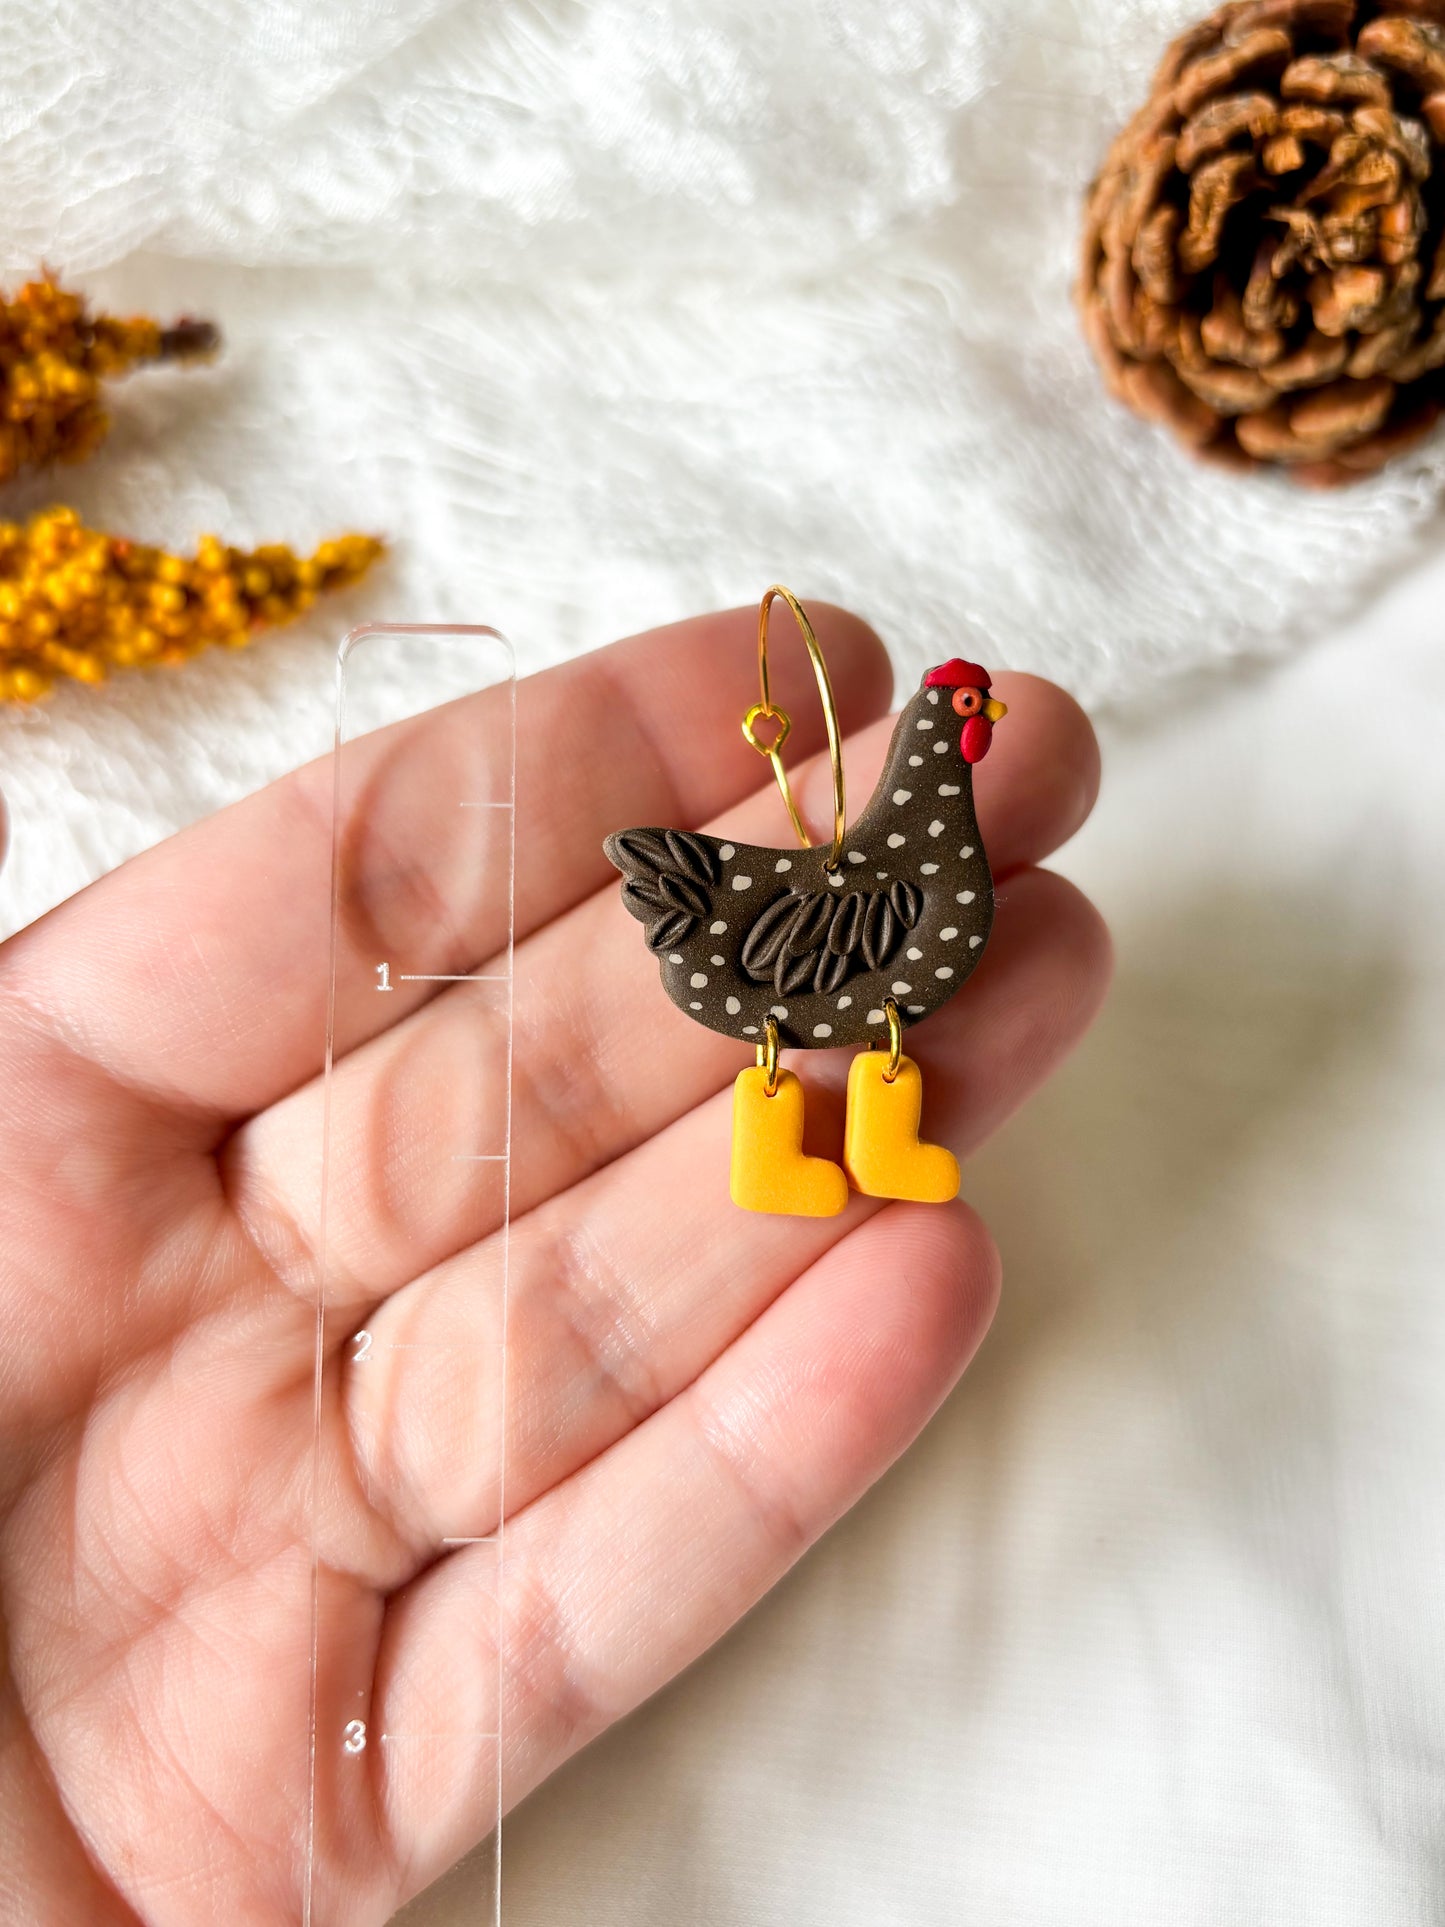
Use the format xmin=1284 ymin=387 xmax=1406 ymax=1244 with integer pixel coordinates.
xmin=961 ymin=716 xmax=992 ymax=763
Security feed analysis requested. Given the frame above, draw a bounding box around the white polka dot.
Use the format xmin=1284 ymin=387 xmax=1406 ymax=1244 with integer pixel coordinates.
xmin=933 ymin=740 xmax=949 ymax=754
xmin=868 ymin=1009 xmax=885 ymax=1024
xmin=927 ymin=688 xmax=940 ymax=705
xmin=719 ymin=844 xmax=736 ymax=860
xmin=847 ymin=850 xmax=866 ymax=866
xmin=940 ymin=927 xmax=958 ymax=941
xmin=908 ymin=754 xmax=924 ymax=767
xmin=710 ymin=920 xmax=727 ymax=935
xmin=732 ymin=875 xmax=753 ymax=890
xmin=907 ymin=947 xmax=923 ymax=961
xmin=892 ymin=981 xmax=912 ymax=995
xmin=935 ymin=966 xmax=954 ymax=980
xmin=771 ymin=1004 xmax=789 ymax=1018
xmin=916 ymin=717 xmax=934 ymax=730
xmin=892 ymin=789 xmax=912 ymax=805
xmin=725 ymin=995 xmax=741 ymax=1015
xmin=921 ymin=863 xmax=939 ymax=875
xmin=837 ymin=996 xmax=852 ymax=1009
xmin=961 ymin=845 xmax=975 ymax=859
xmin=828 ymin=871 xmax=845 ymax=886
xmin=690 ymin=972 xmax=708 ymax=988
xmin=711 ymin=954 xmax=725 ymax=966
xmin=887 ymin=832 xmax=906 ymax=849
xmin=668 ymin=953 xmax=684 ymax=964
xmin=743 ymin=1024 xmax=759 ymax=1036
xmin=813 ymin=1024 xmax=832 ymax=1039
xmin=775 ymin=857 xmax=791 ymax=872
xmin=907 ymin=1004 xmax=925 ymax=1015
xmin=876 ymin=871 xmax=889 ymax=881
xmin=689 ymin=1001 xmax=703 ymax=1011
xmin=939 ymin=784 xmax=960 ymax=797
xmin=928 ymin=820 xmax=944 ymax=837
xmin=969 ymin=935 xmax=983 ymax=948
xmin=957 ymin=890 xmax=976 ymax=904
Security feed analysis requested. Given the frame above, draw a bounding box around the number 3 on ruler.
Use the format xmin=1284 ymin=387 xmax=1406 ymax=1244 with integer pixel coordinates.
xmin=376 ymin=962 xmax=392 ymax=992
xmin=343 ymin=1720 xmax=367 ymax=1754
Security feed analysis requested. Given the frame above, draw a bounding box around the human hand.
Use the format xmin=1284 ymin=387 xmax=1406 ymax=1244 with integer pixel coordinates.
xmin=0 ymin=607 xmax=1107 ymax=1923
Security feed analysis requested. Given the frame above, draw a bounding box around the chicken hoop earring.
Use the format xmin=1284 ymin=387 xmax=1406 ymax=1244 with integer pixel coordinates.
xmin=604 ymin=587 xmax=1007 ymax=1218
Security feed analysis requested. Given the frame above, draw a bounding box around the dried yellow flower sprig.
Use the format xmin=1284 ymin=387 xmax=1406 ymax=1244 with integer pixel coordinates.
xmin=0 ymin=278 xmax=221 ymax=485
xmin=0 ymin=507 xmax=384 ymax=702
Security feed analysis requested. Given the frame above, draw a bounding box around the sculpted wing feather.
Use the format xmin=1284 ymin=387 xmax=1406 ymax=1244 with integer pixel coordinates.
xmin=740 ymin=885 xmax=923 ymax=997
xmin=739 ymin=894 xmax=805 ymax=976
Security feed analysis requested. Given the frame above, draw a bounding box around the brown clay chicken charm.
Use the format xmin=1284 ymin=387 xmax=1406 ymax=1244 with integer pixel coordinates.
xmin=605 ymin=599 xmax=1007 ymax=1217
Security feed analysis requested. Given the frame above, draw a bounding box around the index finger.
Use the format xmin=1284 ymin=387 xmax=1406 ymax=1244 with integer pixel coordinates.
xmin=0 ymin=607 xmax=892 ymax=1126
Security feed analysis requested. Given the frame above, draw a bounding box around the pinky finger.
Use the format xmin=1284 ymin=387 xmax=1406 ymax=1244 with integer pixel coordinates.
xmin=370 ymin=1200 xmax=1001 ymax=1907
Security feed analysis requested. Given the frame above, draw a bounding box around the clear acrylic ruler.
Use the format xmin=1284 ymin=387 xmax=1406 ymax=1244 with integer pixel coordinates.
xmin=307 ymin=623 xmax=516 ymax=1924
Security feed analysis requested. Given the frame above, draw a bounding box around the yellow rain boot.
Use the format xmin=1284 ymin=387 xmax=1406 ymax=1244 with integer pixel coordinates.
xmin=844 ymin=1050 xmax=959 ymax=1203
xmin=730 ymin=1066 xmax=848 ymax=1218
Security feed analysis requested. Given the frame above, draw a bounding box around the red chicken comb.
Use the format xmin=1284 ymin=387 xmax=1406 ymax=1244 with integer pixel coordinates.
xmin=924 ymin=658 xmax=992 ymax=690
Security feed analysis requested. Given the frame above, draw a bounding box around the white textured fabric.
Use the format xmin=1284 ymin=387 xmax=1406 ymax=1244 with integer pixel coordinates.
xmin=2 ymin=5 xmax=1444 ymax=1923
xmin=402 ymin=545 xmax=1445 ymax=1927
xmin=3 ymin=0 xmax=1445 ymax=938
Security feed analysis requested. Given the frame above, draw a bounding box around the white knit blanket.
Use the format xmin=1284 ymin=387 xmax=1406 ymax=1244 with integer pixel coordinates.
xmin=1 ymin=0 xmax=1443 ymax=934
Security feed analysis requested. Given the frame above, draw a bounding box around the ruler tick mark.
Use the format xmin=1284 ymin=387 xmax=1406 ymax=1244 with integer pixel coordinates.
xmin=397 ymin=972 xmax=510 ymax=983
xmin=378 ymin=1341 xmax=503 ymax=1352
xmin=380 ymin=1731 xmax=500 ymax=1742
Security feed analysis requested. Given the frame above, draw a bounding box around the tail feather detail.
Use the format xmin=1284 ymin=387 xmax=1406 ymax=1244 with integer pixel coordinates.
xmin=605 ymin=829 xmax=720 ymax=952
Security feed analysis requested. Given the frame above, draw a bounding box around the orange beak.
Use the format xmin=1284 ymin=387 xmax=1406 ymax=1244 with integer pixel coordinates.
xmin=983 ymin=697 xmax=1008 ymax=723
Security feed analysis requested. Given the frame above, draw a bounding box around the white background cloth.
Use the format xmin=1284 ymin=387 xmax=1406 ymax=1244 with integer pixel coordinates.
xmin=400 ymin=552 xmax=1445 ymax=1926
xmin=3 ymin=0 xmax=1445 ymax=939
xmin=1 ymin=0 xmax=1443 ymax=1919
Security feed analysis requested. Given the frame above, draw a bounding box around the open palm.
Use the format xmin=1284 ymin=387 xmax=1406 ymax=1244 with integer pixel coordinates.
xmin=0 ymin=606 xmax=1106 ymax=1924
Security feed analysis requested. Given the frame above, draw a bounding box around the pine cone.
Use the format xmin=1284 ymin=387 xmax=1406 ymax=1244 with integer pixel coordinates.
xmin=1080 ymin=0 xmax=1445 ymax=484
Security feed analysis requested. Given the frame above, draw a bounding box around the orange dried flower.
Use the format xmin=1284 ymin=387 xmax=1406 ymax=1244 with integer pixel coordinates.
xmin=0 ymin=507 xmax=383 ymax=702
xmin=0 ymin=277 xmax=220 ymax=485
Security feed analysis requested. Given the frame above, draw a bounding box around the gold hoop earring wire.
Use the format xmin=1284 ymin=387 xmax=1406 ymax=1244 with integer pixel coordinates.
xmin=882 ymin=998 xmax=903 ymax=1083
xmin=741 ymin=586 xmax=847 ymax=873
xmin=756 ymin=1014 xmax=781 ymax=1096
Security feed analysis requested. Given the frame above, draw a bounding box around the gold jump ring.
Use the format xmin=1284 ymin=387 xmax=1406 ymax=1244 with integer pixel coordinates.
xmin=756 ymin=1015 xmax=781 ymax=1097
xmin=741 ymin=586 xmax=847 ymax=872
xmin=883 ymin=999 xmax=903 ymax=1083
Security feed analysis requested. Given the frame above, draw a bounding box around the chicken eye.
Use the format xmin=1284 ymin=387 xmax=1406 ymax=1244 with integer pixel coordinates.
xmin=951 ymin=688 xmax=983 ymax=717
